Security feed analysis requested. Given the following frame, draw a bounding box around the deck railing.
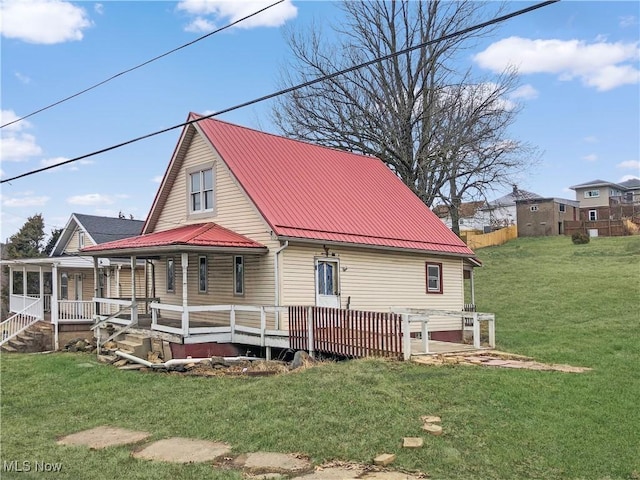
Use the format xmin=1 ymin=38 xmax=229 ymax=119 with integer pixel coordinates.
xmin=1 ymin=298 xmax=44 ymax=346
xmin=289 ymin=306 xmax=404 ymax=359
xmin=58 ymin=300 xmax=95 ymax=322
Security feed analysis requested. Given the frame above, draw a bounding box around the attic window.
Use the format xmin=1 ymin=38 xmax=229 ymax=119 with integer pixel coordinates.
xmin=189 ymin=167 xmax=214 ymax=213
xmin=78 ymin=231 xmax=85 ymax=248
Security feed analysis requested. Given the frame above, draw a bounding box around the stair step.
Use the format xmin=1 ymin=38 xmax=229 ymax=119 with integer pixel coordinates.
xmin=117 ymin=339 xmax=143 ymax=349
xmin=9 ymin=339 xmax=27 ymax=348
xmin=1 ymin=344 xmax=18 ymax=353
xmin=124 ymin=333 xmax=150 ymax=343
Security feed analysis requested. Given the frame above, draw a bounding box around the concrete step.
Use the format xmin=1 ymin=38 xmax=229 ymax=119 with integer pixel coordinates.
xmin=116 ymin=338 xmax=151 ymax=358
xmin=124 ymin=333 xmax=150 ymax=344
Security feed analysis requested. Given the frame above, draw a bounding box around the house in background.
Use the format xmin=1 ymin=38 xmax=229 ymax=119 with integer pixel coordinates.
xmin=432 ymin=201 xmax=489 ymax=233
xmin=569 ymin=178 xmax=640 ymax=222
xmin=482 ymin=185 xmax=542 ymax=229
xmin=2 ymin=213 xmax=146 ymax=348
xmin=515 ymin=198 xmax=579 ymax=237
xmin=80 ymin=114 xmax=488 ymax=359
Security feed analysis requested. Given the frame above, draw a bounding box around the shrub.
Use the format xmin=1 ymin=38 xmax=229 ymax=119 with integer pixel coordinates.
xmin=572 ymin=231 xmax=590 ymax=244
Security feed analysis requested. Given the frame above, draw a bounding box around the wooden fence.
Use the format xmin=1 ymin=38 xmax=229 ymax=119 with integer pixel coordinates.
xmin=564 ymin=220 xmax=628 ymax=237
xmin=289 ymin=306 xmax=403 ymax=359
xmin=465 ymin=225 xmax=517 ymax=250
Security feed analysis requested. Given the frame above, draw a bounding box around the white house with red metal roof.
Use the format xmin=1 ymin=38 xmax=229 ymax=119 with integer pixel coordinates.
xmin=80 ymin=114 xmax=492 ymax=360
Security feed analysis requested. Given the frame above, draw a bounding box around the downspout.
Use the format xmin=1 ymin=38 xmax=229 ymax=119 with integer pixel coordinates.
xmin=273 ymin=240 xmax=289 ymax=329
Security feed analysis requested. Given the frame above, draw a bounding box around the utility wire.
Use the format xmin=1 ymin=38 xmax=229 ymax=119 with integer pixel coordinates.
xmin=0 ymin=0 xmax=284 ymax=129
xmin=1 ymin=0 xmax=559 ymax=184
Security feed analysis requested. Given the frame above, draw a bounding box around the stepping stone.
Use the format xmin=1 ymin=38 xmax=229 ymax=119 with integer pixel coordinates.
xmin=420 ymin=415 xmax=441 ymax=423
xmin=362 ymin=472 xmax=422 ymax=480
xmin=402 ymin=437 xmax=424 ymax=448
xmin=57 ymin=426 xmax=150 ymax=449
xmin=235 ymin=452 xmax=312 ymax=475
xmin=296 ymin=467 xmax=362 ymax=479
xmin=373 ymin=453 xmax=396 ymax=466
xmin=422 ymin=423 xmax=443 ymax=436
xmin=133 ymin=437 xmax=230 ymax=463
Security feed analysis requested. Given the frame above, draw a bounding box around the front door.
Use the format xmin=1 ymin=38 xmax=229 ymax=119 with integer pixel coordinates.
xmin=315 ymin=259 xmax=340 ymax=308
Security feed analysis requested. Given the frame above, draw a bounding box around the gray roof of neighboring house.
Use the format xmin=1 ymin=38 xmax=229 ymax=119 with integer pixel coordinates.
xmin=51 ymin=213 xmax=144 ymax=256
xmin=486 ymin=186 xmax=542 ymax=208
xmin=515 ymin=197 xmax=580 ymax=207
xmin=619 ymin=177 xmax=640 ymax=189
xmin=73 ymin=213 xmax=144 ymax=244
xmin=569 ymin=179 xmax=624 ymax=190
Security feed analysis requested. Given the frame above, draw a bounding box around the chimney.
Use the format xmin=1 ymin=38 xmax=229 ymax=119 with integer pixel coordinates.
xmin=512 ymin=184 xmax=519 ymax=196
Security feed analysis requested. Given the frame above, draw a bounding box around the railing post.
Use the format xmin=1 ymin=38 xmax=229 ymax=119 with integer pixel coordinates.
xmin=489 ymin=315 xmax=496 ymax=348
xmin=421 ymin=315 xmax=429 ymax=354
xmin=307 ymin=306 xmax=314 ymax=357
xmin=230 ymin=305 xmax=236 ymax=342
xmin=52 ymin=263 xmax=59 ymax=350
xmin=260 ymin=306 xmax=266 ymax=346
xmin=473 ymin=312 xmax=480 ymax=349
xmin=151 ymin=306 xmax=158 ymax=329
xmin=402 ymin=314 xmax=411 ymax=361
xmin=181 ymin=253 xmax=188 ymax=336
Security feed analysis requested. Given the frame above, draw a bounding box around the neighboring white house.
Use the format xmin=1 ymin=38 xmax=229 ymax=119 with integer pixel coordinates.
xmin=482 ymin=185 xmax=542 ymax=228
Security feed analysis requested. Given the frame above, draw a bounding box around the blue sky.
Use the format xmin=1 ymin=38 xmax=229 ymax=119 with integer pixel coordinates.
xmin=1 ymin=0 xmax=639 ymax=241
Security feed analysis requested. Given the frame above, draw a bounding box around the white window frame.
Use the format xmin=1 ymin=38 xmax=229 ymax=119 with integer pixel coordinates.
xmin=166 ymin=257 xmax=175 ymax=293
xmin=584 ymin=190 xmax=600 ymax=198
xmin=78 ymin=230 xmax=85 ymax=249
xmin=426 ymin=262 xmax=443 ymax=294
xmin=60 ymin=272 xmax=68 ymax=300
xmin=188 ymin=165 xmax=214 ymax=214
xmin=198 ymin=256 xmax=208 ymax=293
xmin=588 ymin=210 xmax=597 ymax=221
xmin=234 ymin=256 xmax=244 ymax=296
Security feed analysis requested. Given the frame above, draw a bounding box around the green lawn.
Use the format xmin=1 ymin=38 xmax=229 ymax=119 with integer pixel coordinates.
xmin=1 ymin=236 xmax=639 ymax=480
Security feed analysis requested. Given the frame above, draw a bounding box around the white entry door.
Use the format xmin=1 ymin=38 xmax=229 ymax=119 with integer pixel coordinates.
xmin=315 ymin=259 xmax=340 ymax=308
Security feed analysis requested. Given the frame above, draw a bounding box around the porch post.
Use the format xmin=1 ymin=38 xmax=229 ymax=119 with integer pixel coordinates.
xmin=130 ymin=256 xmax=138 ymax=325
xmin=181 ymin=253 xmax=189 ymax=336
xmin=470 ymin=269 xmax=476 ymax=305
xmin=51 ymin=263 xmax=59 ymax=350
xmin=22 ymin=265 xmax=27 ymax=298
xmin=9 ymin=266 xmax=13 ymax=297
xmin=116 ymin=265 xmax=121 ymax=297
xmin=38 ymin=265 xmax=44 ymax=320
xmin=93 ymin=257 xmax=99 ymax=317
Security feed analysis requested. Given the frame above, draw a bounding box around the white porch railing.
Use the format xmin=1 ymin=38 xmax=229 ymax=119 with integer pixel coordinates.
xmin=1 ymin=297 xmax=44 ymax=346
xmin=393 ymin=308 xmax=496 ymax=360
xmin=43 ymin=294 xmax=52 ymax=313
xmin=58 ymin=300 xmax=95 ymax=322
xmin=9 ymin=294 xmax=43 ymax=318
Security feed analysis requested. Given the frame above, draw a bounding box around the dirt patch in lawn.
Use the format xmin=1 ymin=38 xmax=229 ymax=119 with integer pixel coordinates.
xmin=412 ymin=350 xmax=592 ymax=373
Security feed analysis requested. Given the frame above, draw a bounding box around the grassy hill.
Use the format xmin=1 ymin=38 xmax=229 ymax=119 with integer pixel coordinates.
xmin=1 ymin=236 xmax=638 ymax=480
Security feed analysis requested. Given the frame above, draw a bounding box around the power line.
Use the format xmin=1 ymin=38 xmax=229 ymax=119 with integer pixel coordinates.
xmin=1 ymin=0 xmax=559 ymax=184
xmin=0 ymin=0 xmax=284 ymax=130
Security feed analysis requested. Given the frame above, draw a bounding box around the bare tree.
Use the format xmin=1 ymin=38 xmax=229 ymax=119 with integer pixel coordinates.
xmin=272 ymin=0 xmax=538 ymax=235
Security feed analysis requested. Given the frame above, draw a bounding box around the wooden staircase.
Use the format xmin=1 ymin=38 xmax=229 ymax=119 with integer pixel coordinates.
xmin=1 ymin=321 xmax=53 ymax=353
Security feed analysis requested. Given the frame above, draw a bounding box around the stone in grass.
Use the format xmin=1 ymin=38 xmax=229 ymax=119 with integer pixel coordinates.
xmin=422 ymin=423 xmax=443 ymax=436
xmin=373 ymin=453 xmax=396 ymax=466
xmin=402 ymin=437 xmax=424 ymax=448
xmin=420 ymin=415 xmax=441 ymax=424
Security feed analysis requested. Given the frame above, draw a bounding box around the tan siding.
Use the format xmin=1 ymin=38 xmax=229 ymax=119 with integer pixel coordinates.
xmin=62 ymin=228 xmax=96 ymax=254
xmin=281 ymin=244 xmax=465 ymax=332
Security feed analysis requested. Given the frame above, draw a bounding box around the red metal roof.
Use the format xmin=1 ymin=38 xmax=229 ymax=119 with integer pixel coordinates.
xmin=194 ymin=115 xmax=474 ymax=256
xmin=82 ymin=223 xmax=266 ymax=253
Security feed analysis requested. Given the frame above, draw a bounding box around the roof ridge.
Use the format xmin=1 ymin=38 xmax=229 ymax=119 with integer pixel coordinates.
xmin=179 ymin=222 xmax=215 ymax=243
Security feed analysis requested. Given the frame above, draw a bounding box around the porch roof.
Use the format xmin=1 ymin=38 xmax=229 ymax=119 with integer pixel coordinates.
xmin=81 ymin=222 xmax=268 ymax=256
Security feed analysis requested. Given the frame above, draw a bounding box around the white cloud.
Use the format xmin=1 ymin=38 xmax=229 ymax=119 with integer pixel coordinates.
xmin=582 ymin=154 xmax=598 ymax=162
xmin=67 ymin=193 xmax=115 ymax=205
xmin=0 ymin=0 xmax=92 ymax=44
xmin=114 ymin=194 xmax=130 ymax=199
xmin=1 ymin=110 xmax=43 ymax=161
xmin=474 ymin=37 xmax=640 ymax=91
xmin=177 ymin=0 xmax=297 ymax=31
xmin=152 ymin=175 xmax=163 ymax=183
xmin=2 ymin=195 xmax=50 ymax=207
xmin=617 ymin=160 xmax=640 ymax=170
xmin=510 ymin=84 xmax=538 ymax=100
xmin=94 ymin=3 xmax=104 ymax=15
xmin=619 ymin=175 xmax=640 ymax=182
xmin=619 ymin=16 xmax=637 ymax=28
xmin=15 ymin=72 xmax=31 ymax=84
xmin=40 ymin=156 xmax=69 ymax=168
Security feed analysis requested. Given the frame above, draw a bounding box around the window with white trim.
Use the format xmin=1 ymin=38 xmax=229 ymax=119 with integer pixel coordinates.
xmin=60 ymin=272 xmax=68 ymax=300
xmin=426 ymin=262 xmax=443 ymax=294
xmin=588 ymin=210 xmax=597 ymax=221
xmin=530 ymin=205 xmax=538 ymax=212
xmin=198 ymin=256 xmax=208 ymax=293
xmin=166 ymin=258 xmax=175 ymax=293
xmin=234 ymin=256 xmax=244 ymax=295
xmin=78 ymin=230 xmax=85 ymax=248
xmin=584 ymin=190 xmax=600 ymax=198
xmin=189 ymin=167 xmax=214 ymax=213
xmin=559 ymin=203 xmax=566 ymax=212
